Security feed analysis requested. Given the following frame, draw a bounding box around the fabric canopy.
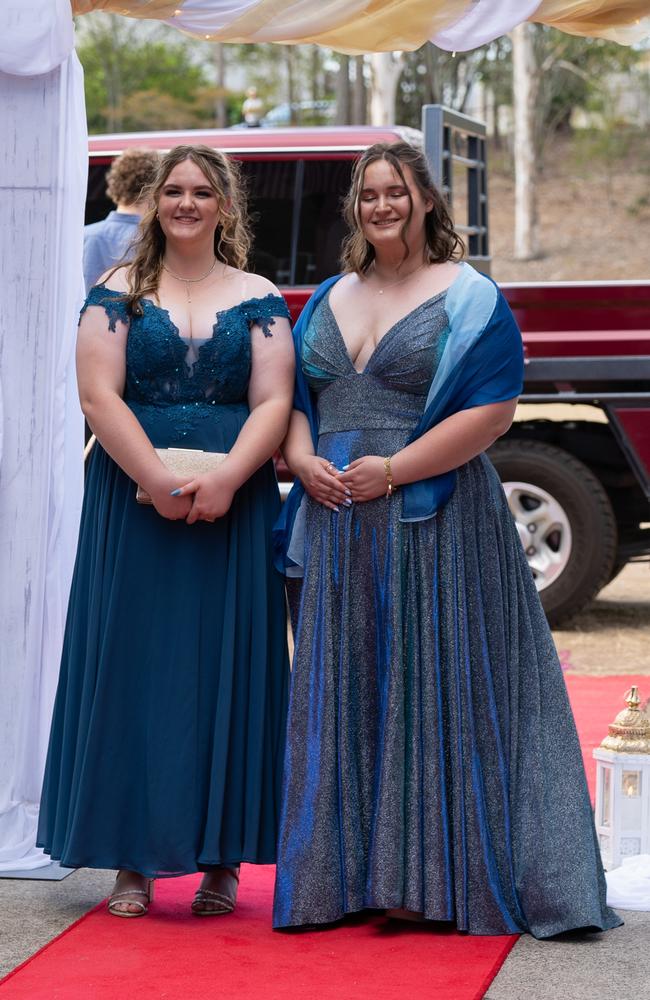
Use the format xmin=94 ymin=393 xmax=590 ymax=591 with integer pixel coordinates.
xmin=71 ymin=1 xmax=650 ymax=52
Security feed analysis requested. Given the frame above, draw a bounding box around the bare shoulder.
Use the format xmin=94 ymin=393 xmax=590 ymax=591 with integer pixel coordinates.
xmin=224 ymin=267 xmax=281 ymax=301
xmin=327 ymin=272 xmax=361 ymax=309
xmin=424 ymin=260 xmax=463 ymax=293
xmin=96 ymin=265 xmax=130 ymax=293
xmin=245 ymin=271 xmax=283 ymax=300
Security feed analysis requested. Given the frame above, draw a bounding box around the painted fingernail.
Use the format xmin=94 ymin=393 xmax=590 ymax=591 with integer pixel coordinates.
xmin=333 ymin=506 xmax=340 ymax=513
xmin=344 ymin=488 xmax=352 ymax=497
xmin=344 ymin=498 xmax=353 ymax=506
xmin=170 ymin=488 xmax=182 ymax=496
xmin=342 ymin=464 xmax=350 ymax=471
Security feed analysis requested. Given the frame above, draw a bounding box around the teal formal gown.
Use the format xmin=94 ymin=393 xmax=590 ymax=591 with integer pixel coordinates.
xmin=37 ymin=286 xmax=290 ymax=876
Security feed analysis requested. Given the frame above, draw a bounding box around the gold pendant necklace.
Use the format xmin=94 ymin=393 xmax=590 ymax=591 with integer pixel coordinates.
xmin=374 ymin=261 xmax=426 ymax=294
xmin=162 ymin=257 xmax=219 ymax=340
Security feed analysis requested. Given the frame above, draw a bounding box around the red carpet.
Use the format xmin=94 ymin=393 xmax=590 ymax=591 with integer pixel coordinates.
xmin=1 ymin=866 xmax=515 ymax=1000
xmin=2 ymin=674 xmax=645 ymax=1000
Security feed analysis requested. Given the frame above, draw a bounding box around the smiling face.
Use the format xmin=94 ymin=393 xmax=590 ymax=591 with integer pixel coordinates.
xmin=156 ymin=159 xmax=221 ymax=247
xmin=357 ymin=158 xmax=433 ymax=256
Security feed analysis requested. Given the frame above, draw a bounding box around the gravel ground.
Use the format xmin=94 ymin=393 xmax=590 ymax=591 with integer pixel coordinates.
xmin=553 ymin=561 xmax=650 ymax=676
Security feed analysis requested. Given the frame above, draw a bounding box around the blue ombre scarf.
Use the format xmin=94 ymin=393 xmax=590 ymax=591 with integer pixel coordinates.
xmin=273 ymin=262 xmax=524 ymax=573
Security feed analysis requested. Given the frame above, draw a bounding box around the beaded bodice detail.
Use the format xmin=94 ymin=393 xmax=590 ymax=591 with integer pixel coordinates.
xmin=81 ymin=285 xmax=290 ymax=407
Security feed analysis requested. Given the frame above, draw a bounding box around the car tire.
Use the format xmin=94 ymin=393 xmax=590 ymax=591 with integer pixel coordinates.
xmin=488 ymin=439 xmax=617 ymax=626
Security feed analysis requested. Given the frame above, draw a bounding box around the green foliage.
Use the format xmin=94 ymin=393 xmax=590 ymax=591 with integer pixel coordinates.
xmin=397 ymin=39 xmax=514 ymax=129
xmin=397 ymin=31 xmax=644 ymax=143
xmin=76 ymin=11 xmax=647 ymax=154
xmin=106 ymin=87 xmax=246 ymax=132
xmin=534 ymin=29 xmax=643 ymax=146
xmin=77 ymin=15 xmax=213 ymax=132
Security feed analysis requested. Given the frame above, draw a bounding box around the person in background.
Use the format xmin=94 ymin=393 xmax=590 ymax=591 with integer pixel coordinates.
xmin=242 ymin=87 xmax=264 ymax=127
xmin=83 ymin=147 xmax=160 ymax=291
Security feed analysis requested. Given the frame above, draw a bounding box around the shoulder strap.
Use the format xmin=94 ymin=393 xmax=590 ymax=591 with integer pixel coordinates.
xmin=79 ymin=285 xmax=130 ymax=332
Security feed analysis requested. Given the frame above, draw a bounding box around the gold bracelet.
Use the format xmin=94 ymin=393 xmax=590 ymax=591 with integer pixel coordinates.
xmin=383 ymin=455 xmax=396 ymax=497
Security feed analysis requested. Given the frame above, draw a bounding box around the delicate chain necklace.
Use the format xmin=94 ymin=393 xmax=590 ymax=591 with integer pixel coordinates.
xmin=372 ymin=261 xmax=427 ymax=294
xmin=162 ymin=257 xmax=219 ymax=340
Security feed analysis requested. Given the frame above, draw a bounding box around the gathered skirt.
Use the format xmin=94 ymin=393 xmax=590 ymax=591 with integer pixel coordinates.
xmin=38 ymin=401 xmax=289 ymax=876
xmin=274 ymin=446 xmax=621 ymax=938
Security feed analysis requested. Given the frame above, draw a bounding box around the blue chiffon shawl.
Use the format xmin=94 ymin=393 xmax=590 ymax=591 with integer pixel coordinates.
xmin=273 ymin=262 xmax=524 ymax=573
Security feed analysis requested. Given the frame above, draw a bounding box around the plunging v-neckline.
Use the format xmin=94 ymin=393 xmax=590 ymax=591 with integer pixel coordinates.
xmin=326 ymin=289 xmax=448 ymax=375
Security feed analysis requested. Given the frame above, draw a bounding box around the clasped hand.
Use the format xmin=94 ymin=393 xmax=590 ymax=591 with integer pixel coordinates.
xmin=150 ymin=469 xmax=235 ymax=523
xmin=338 ymin=456 xmax=388 ymax=502
xmin=299 ymin=454 xmax=388 ymax=509
xmin=176 ymin=469 xmax=236 ymax=524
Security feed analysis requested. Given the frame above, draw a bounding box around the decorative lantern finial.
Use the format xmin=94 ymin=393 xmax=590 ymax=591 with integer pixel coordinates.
xmin=594 ymin=687 xmax=650 ymax=870
xmin=600 ymin=687 xmax=650 ymax=754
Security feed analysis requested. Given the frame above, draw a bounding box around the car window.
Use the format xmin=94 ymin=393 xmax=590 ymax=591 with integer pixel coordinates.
xmin=86 ymin=163 xmax=112 ymax=224
xmin=295 ymin=159 xmax=352 ymax=284
xmin=241 ymin=158 xmax=296 ymax=285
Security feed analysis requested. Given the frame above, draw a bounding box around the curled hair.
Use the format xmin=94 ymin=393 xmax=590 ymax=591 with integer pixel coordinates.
xmin=118 ymin=145 xmax=251 ymax=314
xmin=340 ymin=142 xmax=464 ymax=275
xmin=106 ymin=148 xmax=160 ymax=207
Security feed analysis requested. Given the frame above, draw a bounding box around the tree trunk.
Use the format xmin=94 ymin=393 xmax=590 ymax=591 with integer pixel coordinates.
xmin=214 ymin=44 xmax=227 ymax=129
xmin=424 ymin=43 xmax=439 ymax=105
xmin=512 ymin=23 xmax=540 ymax=261
xmin=92 ymin=14 xmax=124 ymax=133
xmin=311 ymin=46 xmax=320 ymax=104
xmin=352 ymin=55 xmax=366 ymax=124
xmin=369 ymin=52 xmax=403 ymax=126
xmin=335 ymin=54 xmax=350 ymax=125
xmin=285 ymin=46 xmax=296 ymax=124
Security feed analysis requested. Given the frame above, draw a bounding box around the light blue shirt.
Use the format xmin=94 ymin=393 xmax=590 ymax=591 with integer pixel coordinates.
xmin=83 ymin=211 xmax=141 ymax=292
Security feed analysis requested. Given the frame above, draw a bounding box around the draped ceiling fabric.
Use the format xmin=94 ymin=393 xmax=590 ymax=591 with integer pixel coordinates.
xmin=0 ymin=1 xmax=86 ymax=871
xmin=71 ymin=1 xmax=650 ymax=51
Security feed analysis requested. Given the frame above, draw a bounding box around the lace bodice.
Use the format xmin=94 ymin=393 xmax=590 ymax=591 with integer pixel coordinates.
xmin=80 ymin=285 xmax=290 ymax=407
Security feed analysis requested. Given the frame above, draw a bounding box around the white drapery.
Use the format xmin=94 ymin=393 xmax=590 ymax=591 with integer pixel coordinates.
xmin=433 ymin=1 xmax=543 ymax=52
xmin=71 ymin=0 xmax=650 ymax=49
xmin=1 ymin=0 xmax=74 ymax=75
xmin=606 ymin=856 xmax=650 ymax=911
xmin=0 ymin=1 xmax=87 ymax=871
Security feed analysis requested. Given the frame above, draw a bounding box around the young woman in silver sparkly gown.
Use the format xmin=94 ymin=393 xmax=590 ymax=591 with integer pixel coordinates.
xmin=272 ymin=142 xmax=621 ymax=938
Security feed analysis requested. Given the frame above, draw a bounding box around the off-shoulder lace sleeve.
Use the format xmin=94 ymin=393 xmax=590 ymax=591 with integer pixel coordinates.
xmin=242 ymin=294 xmax=291 ymax=338
xmin=79 ymin=285 xmax=130 ymax=331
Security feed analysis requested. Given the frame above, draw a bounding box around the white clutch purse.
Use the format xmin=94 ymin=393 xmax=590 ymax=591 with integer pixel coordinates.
xmin=136 ymin=447 xmax=228 ymax=504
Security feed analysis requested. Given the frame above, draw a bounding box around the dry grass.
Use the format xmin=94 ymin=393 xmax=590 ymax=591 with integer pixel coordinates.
xmin=554 ymin=562 xmax=650 ymax=676
xmin=483 ymin=136 xmax=650 ymax=671
xmin=487 ymin=135 xmax=650 ymax=283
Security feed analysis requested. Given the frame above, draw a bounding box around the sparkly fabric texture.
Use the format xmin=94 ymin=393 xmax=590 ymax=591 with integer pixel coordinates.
xmin=38 ymin=290 xmax=290 ymax=876
xmin=273 ymin=293 xmax=621 ymax=938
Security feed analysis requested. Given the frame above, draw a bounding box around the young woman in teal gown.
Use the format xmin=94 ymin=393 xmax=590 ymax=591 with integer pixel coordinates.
xmin=37 ymin=146 xmax=294 ymax=917
xmin=273 ymin=142 xmax=621 ymax=938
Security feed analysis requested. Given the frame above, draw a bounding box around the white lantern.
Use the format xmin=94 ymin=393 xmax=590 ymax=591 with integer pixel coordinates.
xmin=594 ymin=687 xmax=650 ymax=870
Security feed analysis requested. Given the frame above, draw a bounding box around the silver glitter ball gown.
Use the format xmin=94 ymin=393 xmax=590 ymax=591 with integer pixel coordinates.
xmin=273 ymin=291 xmax=621 ymax=938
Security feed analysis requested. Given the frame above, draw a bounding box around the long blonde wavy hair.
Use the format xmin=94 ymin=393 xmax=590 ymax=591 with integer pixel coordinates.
xmin=340 ymin=142 xmax=464 ymax=275
xmin=119 ymin=145 xmax=251 ymax=314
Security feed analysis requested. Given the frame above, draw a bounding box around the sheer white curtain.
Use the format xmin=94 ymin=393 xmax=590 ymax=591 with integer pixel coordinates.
xmin=431 ymin=1 xmax=542 ymax=50
xmin=0 ymin=2 xmax=87 ymax=870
